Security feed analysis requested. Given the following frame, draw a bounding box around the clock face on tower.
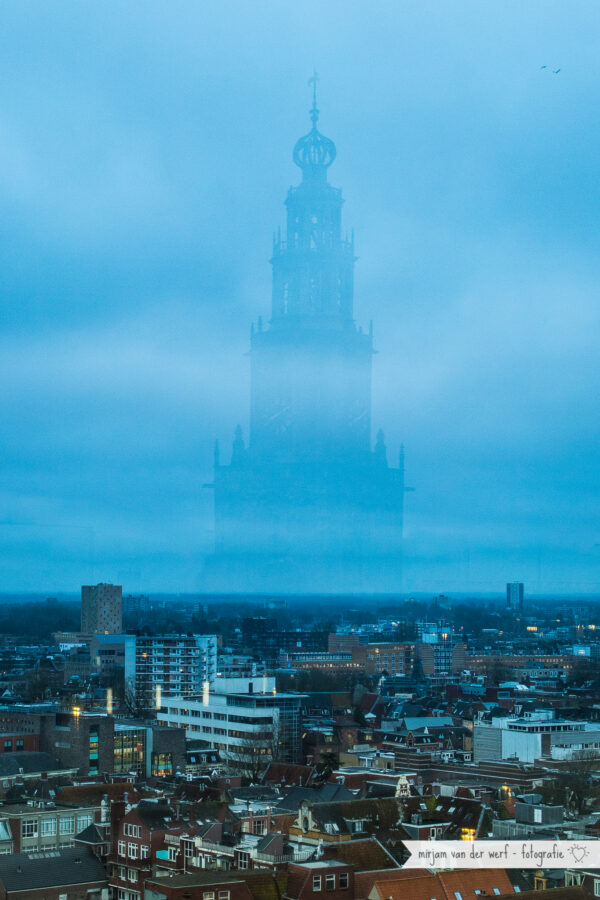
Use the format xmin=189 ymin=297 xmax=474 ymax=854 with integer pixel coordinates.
xmin=260 ymin=404 xmax=292 ymax=440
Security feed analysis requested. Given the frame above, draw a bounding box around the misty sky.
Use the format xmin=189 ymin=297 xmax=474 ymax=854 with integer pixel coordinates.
xmin=1 ymin=1 xmax=599 ymax=593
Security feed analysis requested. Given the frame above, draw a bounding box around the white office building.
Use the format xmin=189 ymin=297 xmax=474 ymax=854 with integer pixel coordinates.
xmin=158 ymin=676 xmax=305 ymax=767
xmin=474 ymin=709 xmax=600 ymax=763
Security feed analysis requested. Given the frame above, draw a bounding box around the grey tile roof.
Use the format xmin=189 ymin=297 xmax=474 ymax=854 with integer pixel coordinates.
xmin=75 ymin=822 xmax=107 ymax=844
xmin=0 ymin=847 xmax=106 ymax=892
xmin=0 ymin=752 xmax=66 ymax=777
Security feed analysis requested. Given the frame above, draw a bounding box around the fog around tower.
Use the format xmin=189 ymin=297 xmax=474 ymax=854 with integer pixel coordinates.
xmin=1 ymin=1 xmax=599 ymax=592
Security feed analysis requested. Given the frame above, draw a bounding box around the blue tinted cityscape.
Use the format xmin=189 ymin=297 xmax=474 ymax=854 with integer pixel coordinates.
xmin=1 ymin=3 xmax=599 ymax=898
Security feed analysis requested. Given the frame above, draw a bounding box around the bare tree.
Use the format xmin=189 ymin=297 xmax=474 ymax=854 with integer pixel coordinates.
xmin=541 ymin=750 xmax=600 ymax=814
xmin=226 ymin=737 xmax=274 ymax=782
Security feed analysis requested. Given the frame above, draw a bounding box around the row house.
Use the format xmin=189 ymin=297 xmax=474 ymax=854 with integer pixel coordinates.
xmin=399 ymin=794 xmax=487 ymax=841
xmin=289 ymin=799 xmax=404 ymax=846
xmin=108 ymin=801 xmax=189 ymax=899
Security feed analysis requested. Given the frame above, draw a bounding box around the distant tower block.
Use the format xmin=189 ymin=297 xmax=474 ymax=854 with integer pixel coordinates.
xmin=506 ymin=582 xmax=524 ymax=611
xmin=81 ymin=583 xmax=123 ymax=634
xmin=204 ymin=79 xmax=406 ymax=593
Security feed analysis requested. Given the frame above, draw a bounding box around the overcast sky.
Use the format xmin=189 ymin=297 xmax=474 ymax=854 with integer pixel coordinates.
xmin=1 ymin=1 xmax=599 ymax=594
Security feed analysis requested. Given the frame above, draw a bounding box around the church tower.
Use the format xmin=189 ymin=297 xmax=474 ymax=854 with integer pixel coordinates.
xmin=205 ymin=82 xmax=405 ymax=593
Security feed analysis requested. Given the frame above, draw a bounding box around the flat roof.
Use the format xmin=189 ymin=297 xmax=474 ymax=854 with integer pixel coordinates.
xmin=295 ymin=860 xmax=349 ymax=869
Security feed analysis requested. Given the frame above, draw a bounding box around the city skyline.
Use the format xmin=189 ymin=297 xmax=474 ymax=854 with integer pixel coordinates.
xmin=1 ymin=2 xmax=599 ymax=591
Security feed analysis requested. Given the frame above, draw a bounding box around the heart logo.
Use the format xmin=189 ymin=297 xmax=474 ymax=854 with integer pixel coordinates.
xmin=569 ymin=845 xmax=588 ymax=864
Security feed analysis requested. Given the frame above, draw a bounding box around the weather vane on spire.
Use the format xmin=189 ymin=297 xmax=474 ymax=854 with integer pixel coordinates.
xmin=308 ymin=70 xmax=319 ymax=127
xmin=293 ymin=71 xmax=335 ymax=171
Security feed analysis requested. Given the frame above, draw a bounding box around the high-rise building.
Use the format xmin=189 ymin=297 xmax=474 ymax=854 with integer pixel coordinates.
xmin=93 ymin=632 xmax=218 ymax=713
xmin=506 ymin=582 xmax=524 ymax=611
xmin=81 ymin=583 xmax=122 ymax=634
xmin=123 ymin=593 xmax=150 ymax=617
xmin=205 ymin=83 xmax=406 ymax=593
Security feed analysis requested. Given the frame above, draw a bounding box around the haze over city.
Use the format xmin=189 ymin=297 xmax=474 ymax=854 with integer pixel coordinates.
xmin=2 ymin=1 xmax=599 ymax=592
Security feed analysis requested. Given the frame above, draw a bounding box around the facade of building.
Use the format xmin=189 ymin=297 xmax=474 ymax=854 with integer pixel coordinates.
xmin=0 ymin=707 xmax=185 ymax=778
xmin=158 ymin=676 xmax=305 ymax=766
xmin=81 ymin=583 xmax=123 ymax=635
xmin=506 ymin=582 xmax=524 ymax=611
xmin=93 ymin=633 xmax=218 ymax=713
xmin=352 ymin=643 xmax=415 ymax=676
xmin=204 ymin=88 xmax=406 ymax=594
xmin=123 ymin=594 xmax=151 ymax=617
xmin=474 ymin=710 xmax=600 ymax=763
xmin=416 ymin=638 xmax=466 ymax=677
xmin=0 ymin=800 xmax=101 ymax=854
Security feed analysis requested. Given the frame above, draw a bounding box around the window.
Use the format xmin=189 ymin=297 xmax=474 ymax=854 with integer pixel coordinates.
xmin=168 ymin=847 xmax=177 ymax=861
xmin=118 ymin=840 xmax=126 ymax=856
xmin=40 ymin=817 xmax=57 ymax=836
xmin=313 ymin=876 xmax=322 ymax=891
xmin=21 ymin=820 xmax=38 ymax=838
xmin=77 ymin=815 xmax=92 ymax=831
xmin=238 ymin=852 xmax=249 ymax=870
xmin=141 ymin=845 xmax=150 ymax=859
xmin=454 ymin=893 xmax=463 ymax=900
xmin=128 ymin=842 xmax=138 ymax=858
xmin=89 ymin=728 xmax=99 ymax=774
xmin=594 ymin=882 xmax=600 ymax=899
xmin=339 ymin=873 xmax=349 ymax=889
xmin=326 ymin=874 xmax=336 ymax=890
xmin=119 ymin=865 xmax=127 ymax=879
xmin=128 ymin=868 xmax=138 ymax=882
xmin=59 ymin=816 xmax=74 ymax=835
xmin=15 ymin=739 xmax=23 ymax=750
xmin=3 ymin=740 xmax=12 ymax=752
xmin=218 ymin=892 xmax=230 ymax=900
xmin=203 ymin=893 xmax=215 ymax=900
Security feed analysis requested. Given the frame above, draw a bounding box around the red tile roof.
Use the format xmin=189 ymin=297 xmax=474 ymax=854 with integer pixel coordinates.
xmin=361 ymin=867 xmax=515 ymax=900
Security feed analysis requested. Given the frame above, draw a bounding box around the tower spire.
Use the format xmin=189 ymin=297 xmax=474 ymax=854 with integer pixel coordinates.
xmin=292 ymin=74 xmax=336 ymax=173
xmin=308 ymin=70 xmax=319 ymax=128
